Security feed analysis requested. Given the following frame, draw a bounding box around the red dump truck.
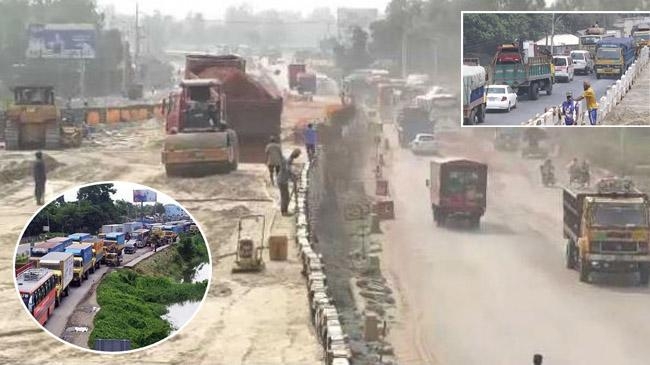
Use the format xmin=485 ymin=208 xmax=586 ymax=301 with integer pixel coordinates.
xmin=184 ymin=55 xmax=282 ymax=163
xmin=427 ymin=158 xmax=488 ymax=228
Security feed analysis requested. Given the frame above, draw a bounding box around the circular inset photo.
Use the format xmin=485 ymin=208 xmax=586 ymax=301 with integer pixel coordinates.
xmin=13 ymin=181 xmax=211 ymax=353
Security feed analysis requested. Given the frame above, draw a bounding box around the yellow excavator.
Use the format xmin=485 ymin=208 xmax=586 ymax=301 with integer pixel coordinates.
xmin=4 ymin=86 xmax=81 ymax=150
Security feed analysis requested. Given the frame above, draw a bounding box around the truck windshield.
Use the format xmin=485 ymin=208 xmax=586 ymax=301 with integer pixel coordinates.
xmin=596 ymin=48 xmax=620 ymax=60
xmin=592 ymin=203 xmax=647 ymax=227
xmin=444 ymin=170 xmax=481 ymax=194
xmin=570 ymin=53 xmax=585 ymax=60
xmin=634 ymin=34 xmax=650 ymax=41
xmin=73 ymin=259 xmax=83 ymax=268
xmin=580 ymin=36 xmax=600 ymax=45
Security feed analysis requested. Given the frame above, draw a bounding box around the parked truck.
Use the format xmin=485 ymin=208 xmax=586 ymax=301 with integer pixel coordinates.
xmin=426 ymin=158 xmax=488 ymax=228
xmin=595 ymin=37 xmax=636 ymax=79
xmin=30 ymin=240 xmax=68 ymax=261
xmin=184 ymin=54 xmax=282 ymax=163
xmin=64 ymin=243 xmax=94 ymax=286
xmin=89 ymin=238 xmax=104 ymax=270
xmin=579 ymin=27 xmax=614 ymax=59
xmin=37 ymin=252 xmax=74 ymax=306
xmin=489 ymin=43 xmax=552 ymax=100
xmin=288 ymin=63 xmax=307 ymax=89
xmin=563 ymin=177 xmax=650 ymax=285
xmin=396 ymin=106 xmax=432 ymax=147
xmin=462 ymin=65 xmax=486 ymax=125
xmin=101 ymin=224 xmax=124 ymax=234
xmin=631 ymin=23 xmax=650 ymax=56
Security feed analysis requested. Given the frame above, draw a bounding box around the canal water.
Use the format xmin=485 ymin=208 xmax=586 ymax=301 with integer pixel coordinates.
xmin=162 ymin=262 xmax=211 ymax=331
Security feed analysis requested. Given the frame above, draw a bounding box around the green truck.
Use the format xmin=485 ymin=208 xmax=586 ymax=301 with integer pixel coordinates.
xmin=490 ymin=43 xmax=553 ymax=100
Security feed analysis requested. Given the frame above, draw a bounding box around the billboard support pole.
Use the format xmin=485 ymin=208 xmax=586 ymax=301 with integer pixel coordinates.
xmin=79 ymin=59 xmax=86 ymax=99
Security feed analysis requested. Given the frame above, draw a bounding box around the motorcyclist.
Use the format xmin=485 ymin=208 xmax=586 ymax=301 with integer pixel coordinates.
xmin=540 ymin=159 xmax=555 ymax=185
xmin=567 ymin=157 xmax=580 ymax=184
xmin=561 ymin=91 xmax=579 ymax=126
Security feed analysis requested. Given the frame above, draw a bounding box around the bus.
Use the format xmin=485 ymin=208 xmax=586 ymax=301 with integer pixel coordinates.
xmin=16 ymin=268 xmax=57 ymax=325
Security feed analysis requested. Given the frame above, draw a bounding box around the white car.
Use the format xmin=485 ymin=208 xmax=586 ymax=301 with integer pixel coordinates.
xmin=570 ymin=50 xmax=594 ymax=75
xmin=486 ymin=85 xmax=518 ymax=112
xmin=410 ymin=133 xmax=439 ymax=155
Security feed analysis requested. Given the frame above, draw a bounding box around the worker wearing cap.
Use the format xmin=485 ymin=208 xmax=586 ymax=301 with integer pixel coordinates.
xmin=561 ymin=91 xmax=578 ymax=126
xmin=574 ymin=80 xmax=598 ymax=125
xmin=33 ymin=151 xmax=46 ymax=205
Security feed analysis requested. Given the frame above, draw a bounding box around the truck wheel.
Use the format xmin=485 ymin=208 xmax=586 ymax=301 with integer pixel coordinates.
xmin=639 ymin=265 xmax=649 ymax=286
xmin=546 ymin=81 xmax=553 ymax=96
xmin=529 ymin=83 xmax=539 ymax=100
xmin=579 ymin=258 xmax=590 ymax=283
xmin=476 ymin=105 xmax=485 ymax=124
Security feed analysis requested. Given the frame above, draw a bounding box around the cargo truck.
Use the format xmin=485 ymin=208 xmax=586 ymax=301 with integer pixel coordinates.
xmin=88 ymin=238 xmax=104 ymax=270
xmin=396 ymin=106 xmax=432 ymax=147
xmin=65 ymin=243 xmax=94 ymax=286
xmin=133 ymin=228 xmax=150 ymax=248
xmin=68 ymin=233 xmax=91 ymax=242
xmin=105 ymin=232 xmax=126 ymax=245
xmin=490 ymin=43 xmax=552 ymax=100
xmin=101 ymin=224 xmax=124 ymax=234
xmin=595 ymin=37 xmax=636 ymax=79
xmin=30 ymin=240 xmax=67 ymax=261
xmin=563 ymin=177 xmax=650 ymax=285
xmin=288 ymin=63 xmax=307 ymax=89
xmin=579 ymin=27 xmax=614 ymax=59
xmin=37 ymin=252 xmax=74 ymax=306
xmin=426 ymin=158 xmax=488 ymax=228
xmin=297 ymin=72 xmax=317 ymax=95
xmin=631 ymin=23 xmax=650 ymax=56
xmin=462 ymin=65 xmax=486 ymax=125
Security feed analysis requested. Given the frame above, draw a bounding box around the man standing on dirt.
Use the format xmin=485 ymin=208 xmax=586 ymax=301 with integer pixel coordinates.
xmin=33 ymin=151 xmax=46 ymax=205
xmin=574 ymin=80 xmax=599 ymax=125
xmin=265 ymin=135 xmax=283 ymax=185
xmin=304 ymin=123 xmax=317 ymax=161
xmin=277 ymin=149 xmax=301 ymax=216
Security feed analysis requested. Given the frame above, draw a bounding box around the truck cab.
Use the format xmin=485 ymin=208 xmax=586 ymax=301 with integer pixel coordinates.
xmin=594 ymin=37 xmax=636 ymax=79
xmin=564 ymin=178 xmax=650 ymax=284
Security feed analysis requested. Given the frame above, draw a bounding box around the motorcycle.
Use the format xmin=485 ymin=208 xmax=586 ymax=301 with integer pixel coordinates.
xmin=541 ymin=166 xmax=556 ymax=187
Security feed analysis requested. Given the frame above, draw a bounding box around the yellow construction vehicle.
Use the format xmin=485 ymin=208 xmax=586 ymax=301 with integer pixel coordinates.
xmin=232 ymin=215 xmax=265 ymax=273
xmin=4 ymin=86 xmax=82 ymax=150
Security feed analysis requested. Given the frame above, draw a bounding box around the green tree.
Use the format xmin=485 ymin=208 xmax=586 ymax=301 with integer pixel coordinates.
xmin=77 ymin=183 xmax=116 ymax=205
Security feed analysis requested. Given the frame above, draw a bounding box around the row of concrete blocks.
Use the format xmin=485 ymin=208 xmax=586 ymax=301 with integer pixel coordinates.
xmin=295 ymin=161 xmax=351 ymax=365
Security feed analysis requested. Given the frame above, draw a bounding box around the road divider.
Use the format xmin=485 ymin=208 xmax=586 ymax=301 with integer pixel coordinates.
xmin=523 ymin=46 xmax=649 ymax=126
xmin=65 ymin=103 xmax=164 ymax=125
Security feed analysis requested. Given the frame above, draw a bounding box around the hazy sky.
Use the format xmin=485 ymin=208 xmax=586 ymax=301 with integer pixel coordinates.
xmin=63 ymin=181 xmax=177 ymax=205
xmin=98 ymin=0 xmax=390 ymax=18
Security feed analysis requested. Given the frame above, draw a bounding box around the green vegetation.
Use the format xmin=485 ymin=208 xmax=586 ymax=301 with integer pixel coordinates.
xmin=136 ymin=234 xmax=209 ymax=282
xmin=89 ymin=270 xmax=207 ymax=349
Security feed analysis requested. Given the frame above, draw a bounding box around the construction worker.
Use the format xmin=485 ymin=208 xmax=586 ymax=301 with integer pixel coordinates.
xmin=33 ymin=151 xmax=46 ymax=205
xmin=304 ymin=123 xmax=317 ymax=161
xmin=265 ymin=135 xmax=283 ymax=185
xmin=567 ymin=157 xmax=580 ymax=184
xmin=574 ymin=80 xmax=598 ymax=125
xmin=277 ymin=149 xmax=301 ymax=216
xmin=561 ymin=91 xmax=578 ymax=125
xmin=533 ymin=354 xmax=543 ymax=365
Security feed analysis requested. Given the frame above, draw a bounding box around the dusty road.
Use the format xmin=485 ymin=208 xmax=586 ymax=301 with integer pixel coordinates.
xmin=382 ymin=128 xmax=650 ymax=365
xmin=0 ymin=116 xmax=321 ymax=363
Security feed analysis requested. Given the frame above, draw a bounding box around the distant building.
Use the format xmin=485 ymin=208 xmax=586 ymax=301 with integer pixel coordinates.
xmin=164 ymin=204 xmax=185 ymax=218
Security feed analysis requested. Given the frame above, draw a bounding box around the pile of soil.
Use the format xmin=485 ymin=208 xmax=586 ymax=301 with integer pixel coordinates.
xmin=0 ymin=154 xmax=62 ymax=184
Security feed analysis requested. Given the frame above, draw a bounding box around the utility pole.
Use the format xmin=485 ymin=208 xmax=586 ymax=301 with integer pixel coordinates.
xmin=401 ymin=27 xmax=408 ymax=78
xmin=551 ymin=13 xmax=555 ymax=55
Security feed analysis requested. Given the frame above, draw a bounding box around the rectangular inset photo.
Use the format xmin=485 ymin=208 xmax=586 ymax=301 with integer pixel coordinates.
xmin=462 ymin=11 xmax=650 ymax=126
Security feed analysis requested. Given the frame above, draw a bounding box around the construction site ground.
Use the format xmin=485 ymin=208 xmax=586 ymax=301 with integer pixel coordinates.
xmin=0 ymin=94 xmax=335 ymax=363
xmin=603 ymin=60 xmax=650 ymax=125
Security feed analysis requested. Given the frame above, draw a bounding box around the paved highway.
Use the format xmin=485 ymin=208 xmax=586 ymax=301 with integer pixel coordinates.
xmin=483 ymin=73 xmax=617 ymax=125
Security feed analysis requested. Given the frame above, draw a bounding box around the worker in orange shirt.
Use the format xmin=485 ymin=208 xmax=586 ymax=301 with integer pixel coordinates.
xmin=574 ymin=80 xmax=598 ymax=125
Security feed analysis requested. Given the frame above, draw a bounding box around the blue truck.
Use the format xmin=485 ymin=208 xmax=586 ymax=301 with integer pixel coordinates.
xmin=65 ymin=243 xmax=94 ymax=286
xmin=68 ymin=233 xmax=91 ymax=242
xmin=105 ymin=232 xmax=126 ymax=244
xmin=463 ymin=65 xmax=487 ymax=125
xmin=595 ymin=37 xmax=636 ymax=79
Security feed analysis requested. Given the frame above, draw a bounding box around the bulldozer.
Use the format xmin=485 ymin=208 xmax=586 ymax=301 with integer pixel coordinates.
xmin=232 ymin=214 xmax=265 ymax=273
xmin=3 ymin=86 xmax=82 ymax=150
xmin=162 ymin=79 xmax=239 ymax=176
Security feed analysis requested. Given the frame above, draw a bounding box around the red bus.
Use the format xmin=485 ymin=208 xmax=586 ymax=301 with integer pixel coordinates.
xmin=16 ymin=268 xmax=57 ymax=325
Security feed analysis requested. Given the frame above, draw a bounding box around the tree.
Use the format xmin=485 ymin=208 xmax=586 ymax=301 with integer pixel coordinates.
xmin=153 ymin=203 xmax=166 ymax=216
xmin=77 ymin=183 xmax=116 ymax=205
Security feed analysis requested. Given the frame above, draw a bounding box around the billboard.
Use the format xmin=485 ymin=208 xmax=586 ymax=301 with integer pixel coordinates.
xmin=133 ymin=190 xmax=157 ymax=203
xmin=26 ymin=23 xmax=96 ymax=59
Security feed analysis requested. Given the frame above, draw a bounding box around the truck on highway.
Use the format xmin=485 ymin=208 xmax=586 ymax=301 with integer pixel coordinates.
xmin=101 ymin=224 xmax=124 ymax=234
xmin=631 ymin=23 xmax=650 ymax=56
xmin=88 ymin=238 xmax=105 ymax=270
xmin=595 ymin=37 xmax=636 ymax=79
xmin=396 ymin=105 xmax=432 ymax=147
xmin=426 ymin=158 xmax=488 ymax=228
xmin=64 ymin=243 xmax=94 ymax=286
xmin=30 ymin=240 xmax=69 ymax=261
xmin=563 ymin=177 xmax=650 ymax=285
xmin=296 ymin=72 xmax=317 ymax=96
xmin=462 ymin=65 xmax=486 ymax=125
xmin=579 ymin=26 xmax=614 ymax=59
xmin=489 ymin=43 xmax=552 ymax=100
xmin=37 ymin=252 xmax=74 ymax=306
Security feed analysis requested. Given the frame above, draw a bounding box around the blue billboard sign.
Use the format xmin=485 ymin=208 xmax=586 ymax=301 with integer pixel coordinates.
xmin=26 ymin=23 xmax=96 ymax=59
xmin=133 ymin=190 xmax=157 ymax=203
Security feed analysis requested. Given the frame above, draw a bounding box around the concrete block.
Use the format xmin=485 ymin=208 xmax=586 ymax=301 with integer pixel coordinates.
xmin=268 ymin=235 xmax=288 ymax=261
xmin=364 ymin=313 xmax=380 ymax=341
